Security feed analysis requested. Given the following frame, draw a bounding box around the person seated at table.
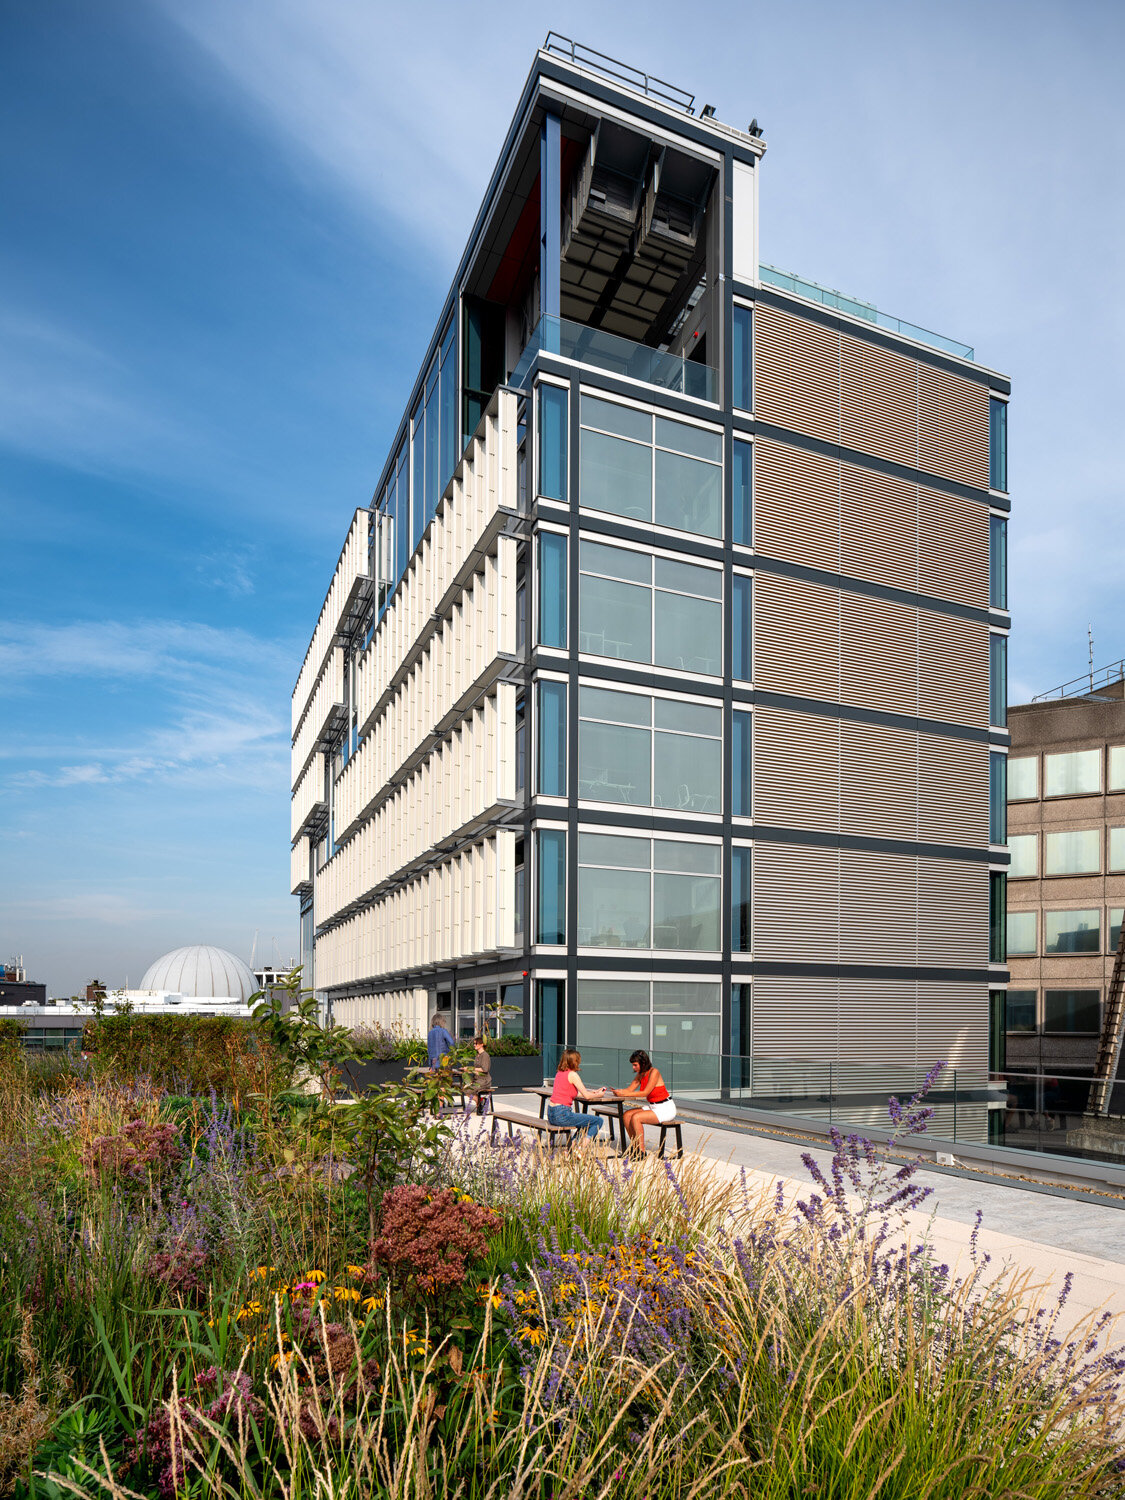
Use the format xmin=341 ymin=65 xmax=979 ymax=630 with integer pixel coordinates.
xmin=461 ymin=1035 xmax=492 ymax=1116
xmin=610 ymin=1049 xmax=675 ymax=1155
xmin=547 ymin=1049 xmax=607 ymax=1140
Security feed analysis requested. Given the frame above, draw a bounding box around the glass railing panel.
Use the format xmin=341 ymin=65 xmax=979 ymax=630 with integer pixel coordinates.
xmin=759 ymin=264 xmax=974 ymax=362
xmin=510 ymin=316 xmax=717 ymax=402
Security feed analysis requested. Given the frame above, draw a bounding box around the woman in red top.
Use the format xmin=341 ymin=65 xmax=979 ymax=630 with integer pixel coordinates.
xmin=611 ymin=1049 xmax=676 ymax=1155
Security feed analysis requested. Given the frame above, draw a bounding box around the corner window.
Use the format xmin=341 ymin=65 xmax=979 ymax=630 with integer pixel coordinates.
xmin=989 ymin=515 xmax=1007 ymax=610
xmin=1006 ymin=908 xmax=1036 ymax=956
xmin=537 ymin=533 xmax=567 ymax=648
xmin=733 ymin=440 xmax=752 ymax=547
xmin=535 ymin=830 xmax=566 ymax=945
xmin=536 ymin=682 xmax=567 ymax=796
xmin=989 ymin=753 xmax=1007 ymax=843
xmin=989 ymin=634 xmax=1007 ymax=727
xmin=1043 ymin=909 xmax=1100 ymax=955
xmin=1007 ymin=756 xmax=1038 ymax=801
xmin=989 ymin=397 xmax=1007 ymax=491
xmin=733 ymin=305 xmax=753 ymax=411
xmin=578 ymin=395 xmax=722 ymax=538
xmin=538 ymin=384 xmax=568 ymax=502
xmin=1044 ymin=749 xmax=1101 ymax=798
xmin=578 ymin=540 xmax=722 ymax=676
xmin=1043 ymin=829 xmax=1100 ymax=877
xmin=1008 ymin=833 xmax=1037 ymax=880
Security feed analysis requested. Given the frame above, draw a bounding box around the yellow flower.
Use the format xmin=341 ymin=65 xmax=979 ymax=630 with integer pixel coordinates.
xmin=346 ymin=1264 xmax=367 ymax=1279
xmin=301 ymin=1269 xmax=326 ymax=1283
xmin=334 ymin=1286 xmax=361 ymax=1303
xmin=558 ymin=1282 xmax=578 ymax=1299
xmin=519 ymin=1325 xmax=545 ymax=1346
xmin=361 ymin=1295 xmax=381 ymax=1313
xmin=254 ymin=1265 xmax=277 ymax=1280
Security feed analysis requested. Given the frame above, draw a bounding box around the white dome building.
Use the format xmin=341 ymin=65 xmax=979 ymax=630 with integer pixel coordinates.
xmin=140 ymin=945 xmax=258 ymax=1004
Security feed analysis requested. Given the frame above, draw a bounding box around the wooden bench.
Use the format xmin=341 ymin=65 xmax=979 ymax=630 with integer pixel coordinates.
xmin=489 ymin=1106 xmax=576 ymax=1149
xmin=656 ymin=1121 xmax=684 ymax=1159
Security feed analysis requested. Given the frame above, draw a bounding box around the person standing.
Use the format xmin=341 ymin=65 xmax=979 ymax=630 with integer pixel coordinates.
xmin=546 ymin=1049 xmax=607 ymax=1140
xmin=426 ymin=1013 xmax=455 ymax=1071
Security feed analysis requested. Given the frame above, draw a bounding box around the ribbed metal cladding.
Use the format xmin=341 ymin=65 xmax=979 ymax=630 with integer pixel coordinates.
xmin=917 ymin=484 xmax=989 ymax=607
xmin=916 ymin=981 xmax=988 ymax=1069
xmin=838 ymin=977 xmax=919 ymax=1063
xmin=916 ymin=732 xmax=989 ymax=846
xmin=839 ymin=336 xmax=919 ymax=469
xmin=752 ymin=570 xmax=841 ymax=701
xmin=752 ymin=842 xmax=841 ymax=961
xmin=753 ymin=304 xmax=841 ymax=444
xmin=839 ymin=591 xmax=918 ymax=716
xmin=752 ymin=975 xmax=840 ymax=1062
xmin=839 ymin=719 xmax=919 ymax=841
xmin=839 ymin=464 xmax=918 ymax=592
xmin=917 ymin=363 xmax=990 ymax=490
xmin=917 ymin=611 xmax=989 ymax=726
xmin=839 ymin=851 xmax=917 ymax=966
xmin=916 ymin=858 xmax=988 ymax=966
xmin=752 ymin=437 xmax=841 ymax=574
xmin=753 ymin=706 xmax=841 ymax=832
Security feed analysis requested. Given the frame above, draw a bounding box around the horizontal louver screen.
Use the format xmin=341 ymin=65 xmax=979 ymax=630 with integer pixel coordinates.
xmin=839 ymin=719 xmax=919 ymax=840
xmin=752 ymin=841 xmax=841 ymax=961
xmin=753 ymin=305 xmax=840 ymax=443
xmin=753 ymin=706 xmax=841 ymax=831
xmin=752 ymin=437 xmax=841 ymax=574
xmin=917 ymin=485 xmax=989 ymax=608
xmin=916 ymin=858 xmax=988 ymax=966
xmin=752 ymin=571 xmax=840 ymax=701
xmin=917 ymin=733 xmax=989 ymax=846
xmin=839 ymin=591 xmax=918 ymax=715
xmin=917 ymin=364 xmax=990 ymax=489
xmin=839 ymin=464 xmax=918 ymax=592
xmin=839 ymin=336 xmax=918 ymax=469
xmin=917 ymin=612 xmax=989 ymax=726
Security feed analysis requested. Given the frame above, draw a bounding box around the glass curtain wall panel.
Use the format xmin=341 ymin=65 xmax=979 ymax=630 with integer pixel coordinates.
xmin=536 ymin=830 xmax=566 ymax=944
xmin=733 ymin=305 xmax=752 ymax=410
xmin=538 ymin=533 xmax=568 ymax=648
xmin=989 ymin=753 xmax=1007 ymax=842
xmin=576 ymin=686 xmax=721 ymax=813
xmin=732 ymin=575 xmax=753 ymax=681
xmin=731 ymin=846 xmax=752 ymax=952
xmin=538 ymin=384 xmax=568 ymax=501
xmin=578 ymin=540 xmax=722 ymax=675
xmin=1005 ymin=990 xmax=1037 ymax=1032
xmin=1043 ymin=990 xmax=1100 ymax=1033
xmin=537 ymin=682 xmax=567 ymax=795
xmin=578 ymin=396 xmax=722 ymax=538
xmin=1043 ymin=909 xmax=1100 ymax=954
xmin=990 ymin=872 xmax=1007 ymax=961
xmin=989 ymin=397 xmax=1008 ymax=491
xmin=989 ymin=514 xmax=1007 ymax=609
xmin=989 ymin=634 xmax=1007 ymax=726
xmin=732 ymin=711 xmax=752 ymax=815
xmin=733 ymin=439 xmax=752 ymax=546
xmin=576 ymin=832 xmax=721 ymax=951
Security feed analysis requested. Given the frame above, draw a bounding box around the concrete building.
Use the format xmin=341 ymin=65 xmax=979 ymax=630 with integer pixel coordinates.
xmin=1004 ymin=669 xmax=1125 ymax=1082
xmin=290 ymin=37 xmax=1010 ymax=1100
xmin=0 ymin=959 xmax=46 ymax=1008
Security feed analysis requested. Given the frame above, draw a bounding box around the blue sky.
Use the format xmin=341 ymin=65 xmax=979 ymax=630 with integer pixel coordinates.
xmin=2 ymin=0 xmax=1123 ymax=996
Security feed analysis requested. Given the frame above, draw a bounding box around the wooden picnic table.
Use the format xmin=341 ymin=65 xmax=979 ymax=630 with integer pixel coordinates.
xmin=522 ymin=1084 xmax=631 ymax=1147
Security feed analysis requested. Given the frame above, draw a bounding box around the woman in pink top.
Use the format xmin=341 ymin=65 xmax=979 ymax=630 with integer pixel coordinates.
xmin=547 ymin=1048 xmax=607 ymax=1140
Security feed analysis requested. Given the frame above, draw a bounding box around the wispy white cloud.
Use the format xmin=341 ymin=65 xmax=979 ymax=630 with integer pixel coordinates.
xmin=0 ymin=619 xmax=290 ymax=683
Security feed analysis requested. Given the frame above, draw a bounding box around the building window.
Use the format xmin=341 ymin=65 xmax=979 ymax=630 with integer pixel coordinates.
xmin=652 ymin=981 xmax=722 ymax=1062
xmin=538 ymin=532 xmax=567 ymax=648
xmin=731 ymin=983 xmax=752 ymax=1063
xmin=989 ymin=515 xmax=1007 ymax=610
xmin=574 ymin=979 xmax=722 ymax=1061
xmin=577 ymin=686 xmax=722 ymax=813
xmin=1006 ymin=908 xmax=1036 ymax=956
xmin=536 ymin=977 xmax=565 ymax=1054
xmin=989 ymin=397 xmax=1007 ymax=491
xmin=1044 ymin=749 xmax=1101 ymax=798
xmin=990 ymin=873 xmax=1007 ymax=961
xmin=536 ymin=682 xmax=567 ymax=796
xmin=989 ymin=753 xmax=1007 ymax=843
xmin=733 ymin=305 xmax=752 ymax=410
xmin=1005 ymin=990 xmax=1037 ymax=1032
xmin=733 ymin=710 xmax=752 ymax=816
xmin=578 ymin=395 xmax=722 ymax=538
xmin=989 ymin=989 xmax=1007 ymax=1072
xmin=535 ymin=830 xmax=566 ymax=944
xmin=1110 ymin=747 xmax=1125 ymax=792
xmin=1111 ymin=907 xmax=1123 ymax=954
xmin=1007 ymin=756 xmax=1038 ymax=801
xmin=989 ymin=634 xmax=1007 ymax=726
xmin=575 ymin=978 xmax=650 ymax=1051
xmin=1008 ymin=833 xmax=1037 ymax=880
xmin=514 ymin=839 xmax=525 ymax=948
xmin=1110 ymin=828 xmax=1125 ymax=872
xmin=576 ymin=832 xmax=721 ymax=951
xmin=578 ymin=540 xmax=722 ymax=676
xmin=1043 ymin=990 xmax=1100 ymax=1034
xmin=732 ymin=846 xmax=752 ymax=953
xmin=538 ymin=384 xmax=568 ymax=502
xmin=732 ymin=574 xmax=753 ymax=682
xmin=1043 ymin=909 xmax=1100 ymax=954
xmin=733 ymin=440 xmax=752 ymax=546
xmin=1043 ymin=829 xmax=1100 ymax=877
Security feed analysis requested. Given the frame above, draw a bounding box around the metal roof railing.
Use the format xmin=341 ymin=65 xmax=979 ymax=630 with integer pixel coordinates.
xmin=1031 ymin=661 xmax=1125 ymax=702
xmin=542 ymin=33 xmax=696 ymax=114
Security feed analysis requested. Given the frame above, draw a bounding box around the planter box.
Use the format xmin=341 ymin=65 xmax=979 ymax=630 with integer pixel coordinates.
xmin=488 ymin=1054 xmax=544 ymax=1090
xmin=339 ymin=1059 xmax=410 ymax=1094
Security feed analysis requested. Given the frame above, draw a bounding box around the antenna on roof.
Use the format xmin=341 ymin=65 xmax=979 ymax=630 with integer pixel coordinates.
xmin=1089 ymin=626 xmax=1095 ymax=695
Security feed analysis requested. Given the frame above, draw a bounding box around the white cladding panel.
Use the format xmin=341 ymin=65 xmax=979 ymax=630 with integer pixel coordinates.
xmin=731 ymin=159 xmax=758 ymax=285
xmin=292 ymin=509 xmax=370 ymax=737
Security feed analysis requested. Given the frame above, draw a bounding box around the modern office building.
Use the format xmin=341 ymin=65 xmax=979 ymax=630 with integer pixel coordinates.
xmin=1004 ymin=670 xmax=1125 ymax=1079
xmin=290 ymin=37 xmax=1011 ymax=1094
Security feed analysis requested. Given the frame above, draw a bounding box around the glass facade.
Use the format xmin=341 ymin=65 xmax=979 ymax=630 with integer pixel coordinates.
xmin=1005 ymin=990 xmax=1037 ymax=1032
xmin=536 ymin=830 xmax=566 ymax=944
xmin=537 ymin=682 xmax=567 ymax=796
xmin=989 ymin=752 xmax=1006 ymax=843
xmin=575 ymin=979 xmax=722 ymax=1058
xmin=990 ymin=872 xmax=1007 ymax=961
xmin=1044 ymin=990 xmax=1099 ymax=1033
xmin=538 ymin=532 xmax=568 ymax=648
xmin=1044 ymin=750 xmax=1101 ymax=797
xmin=732 ymin=711 xmax=752 ymax=816
xmin=989 ymin=397 xmax=1007 ymax=491
xmin=732 ymin=846 xmax=752 ymax=952
xmin=578 ymin=395 xmax=722 ymax=537
xmin=1007 ymin=756 xmax=1038 ymax=801
xmin=989 ymin=514 xmax=1007 ymax=609
xmin=733 ymin=440 xmax=752 ymax=546
xmin=1006 ymin=908 xmax=1035 ymax=956
xmin=538 ymin=384 xmax=568 ymax=501
xmin=732 ymin=305 xmax=752 ymax=410
xmin=732 ymin=574 xmax=752 ymax=682
xmin=576 ymin=832 xmax=721 ymax=951
xmin=577 ymin=686 xmax=722 ymax=813
xmin=989 ymin=634 xmax=1007 ymax=726
xmin=578 ymin=540 xmax=722 ymax=675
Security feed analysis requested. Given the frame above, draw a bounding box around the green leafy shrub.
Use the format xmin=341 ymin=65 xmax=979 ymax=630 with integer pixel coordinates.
xmin=81 ymin=1014 xmax=280 ymax=1100
xmin=483 ymin=1035 xmax=539 ymax=1057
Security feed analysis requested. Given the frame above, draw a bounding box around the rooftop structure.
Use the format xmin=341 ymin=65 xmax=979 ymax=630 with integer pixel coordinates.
xmin=290 ymin=39 xmax=1011 ymax=1136
xmin=140 ymin=945 xmax=259 ymax=1003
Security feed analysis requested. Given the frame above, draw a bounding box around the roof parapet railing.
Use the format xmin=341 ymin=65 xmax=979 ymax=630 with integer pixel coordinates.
xmin=542 ymin=33 xmax=695 ymax=114
xmin=1031 ymin=660 xmax=1125 ymax=702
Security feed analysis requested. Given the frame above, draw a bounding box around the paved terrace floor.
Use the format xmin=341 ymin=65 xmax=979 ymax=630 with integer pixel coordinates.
xmin=484 ymin=1091 xmax=1125 ymax=1338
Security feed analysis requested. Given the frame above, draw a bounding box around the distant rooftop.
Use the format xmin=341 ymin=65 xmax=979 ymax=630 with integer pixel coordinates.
xmin=1029 ymin=662 xmax=1125 ymax=704
xmin=759 ymin=265 xmax=974 ymax=362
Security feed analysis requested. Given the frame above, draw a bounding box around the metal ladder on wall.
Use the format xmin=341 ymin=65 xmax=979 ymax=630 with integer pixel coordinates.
xmin=1091 ymin=917 xmax=1125 ymax=1116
